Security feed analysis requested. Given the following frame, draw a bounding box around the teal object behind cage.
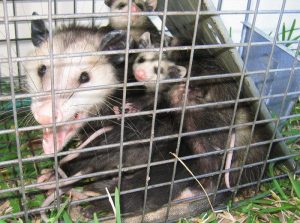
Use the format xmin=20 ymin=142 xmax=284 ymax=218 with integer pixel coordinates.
xmin=0 ymin=98 xmax=31 ymax=112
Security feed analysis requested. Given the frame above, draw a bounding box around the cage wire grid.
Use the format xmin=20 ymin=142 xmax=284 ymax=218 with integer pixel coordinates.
xmin=0 ymin=0 xmax=299 ymax=222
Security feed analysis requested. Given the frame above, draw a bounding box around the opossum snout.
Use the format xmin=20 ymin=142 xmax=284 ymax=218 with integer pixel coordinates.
xmin=134 ymin=69 xmax=147 ymax=81
xmin=33 ymin=103 xmax=63 ymax=125
xmin=131 ymin=4 xmax=138 ymax=12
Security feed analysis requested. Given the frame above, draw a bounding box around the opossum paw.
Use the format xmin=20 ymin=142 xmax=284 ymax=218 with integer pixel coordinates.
xmin=125 ymin=103 xmax=140 ymax=113
xmin=177 ymin=83 xmax=187 ymax=94
xmin=169 ymin=83 xmax=186 ymax=106
xmin=113 ymin=106 xmax=121 ymax=116
xmin=113 ymin=103 xmax=140 ymax=117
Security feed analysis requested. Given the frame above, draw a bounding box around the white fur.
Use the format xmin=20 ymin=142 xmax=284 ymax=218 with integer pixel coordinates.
xmin=25 ymin=37 xmax=117 ymax=122
xmin=132 ymin=52 xmax=186 ymax=91
xmin=110 ymin=0 xmax=148 ymax=30
xmin=24 ymin=30 xmax=119 ymax=153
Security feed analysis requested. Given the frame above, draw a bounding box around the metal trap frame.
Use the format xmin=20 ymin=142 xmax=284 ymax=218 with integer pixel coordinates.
xmin=0 ymin=0 xmax=299 ymax=222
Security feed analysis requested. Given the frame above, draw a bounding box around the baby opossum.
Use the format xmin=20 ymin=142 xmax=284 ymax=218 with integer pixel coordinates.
xmin=104 ymin=0 xmax=158 ymax=41
xmin=133 ymin=51 xmax=187 ymax=90
xmin=25 ymin=13 xmax=134 ymax=154
xmin=119 ymin=32 xmax=187 ymax=112
xmin=104 ymin=0 xmax=184 ymax=59
xmin=167 ymin=62 xmax=272 ymax=189
xmin=129 ymin=40 xmax=272 ymax=189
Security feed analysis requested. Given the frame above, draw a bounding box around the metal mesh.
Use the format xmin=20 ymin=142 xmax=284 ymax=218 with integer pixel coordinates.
xmin=0 ymin=0 xmax=299 ymax=222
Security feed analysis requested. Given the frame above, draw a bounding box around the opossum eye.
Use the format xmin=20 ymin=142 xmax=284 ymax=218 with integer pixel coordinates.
xmin=79 ymin=71 xmax=90 ymax=84
xmin=136 ymin=3 xmax=144 ymax=10
xmin=117 ymin=2 xmax=126 ymax=9
xmin=137 ymin=56 xmax=145 ymax=63
xmin=154 ymin=66 xmax=164 ymax=74
xmin=38 ymin=65 xmax=47 ymax=78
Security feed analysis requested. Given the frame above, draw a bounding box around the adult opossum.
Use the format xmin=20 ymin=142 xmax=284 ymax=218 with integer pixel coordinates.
xmin=25 ymin=14 xmax=204 ymax=218
xmin=25 ymin=13 xmax=136 ymax=155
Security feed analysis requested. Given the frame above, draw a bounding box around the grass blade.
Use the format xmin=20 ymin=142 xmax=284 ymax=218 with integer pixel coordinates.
xmin=286 ymin=35 xmax=300 ymax=47
xmin=62 ymin=211 xmax=73 ymax=223
xmin=287 ymin=19 xmax=297 ymax=40
xmin=292 ymin=35 xmax=300 ymax=41
xmin=287 ymin=172 xmax=300 ymax=199
xmin=233 ymin=191 xmax=271 ymax=209
xmin=282 ymin=22 xmax=286 ymax=41
xmin=49 ymin=198 xmax=70 ymax=223
xmin=260 ymin=204 xmax=295 ymax=213
xmin=268 ymin=163 xmax=288 ymax=200
xmin=267 ymin=216 xmax=282 ymax=223
xmin=114 ymin=187 xmax=121 ymax=223
xmin=93 ymin=213 xmax=100 ymax=223
xmin=252 ymin=199 xmax=274 ymax=205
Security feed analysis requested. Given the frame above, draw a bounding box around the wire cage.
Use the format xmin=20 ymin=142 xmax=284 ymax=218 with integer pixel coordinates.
xmin=0 ymin=0 xmax=299 ymax=222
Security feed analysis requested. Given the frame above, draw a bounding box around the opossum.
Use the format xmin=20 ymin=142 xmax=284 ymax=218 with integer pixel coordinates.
xmin=104 ymin=0 xmax=159 ymax=41
xmin=25 ymin=13 xmax=206 ymax=218
xmin=128 ymin=36 xmax=272 ymax=189
xmin=128 ymin=45 xmax=235 ymax=188
xmin=167 ymin=61 xmax=272 ymax=189
xmin=133 ymin=49 xmax=187 ymax=91
xmin=119 ymin=32 xmax=187 ymax=112
xmin=104 ymin=0 xmax=184 ymax=61
xmin=103 ymin=31 xmax=183 ymax=117
xmin=25 ymin=13 xmax=134 ymax=154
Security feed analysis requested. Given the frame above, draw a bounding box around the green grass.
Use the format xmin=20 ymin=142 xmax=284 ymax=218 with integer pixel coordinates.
xmin=115 ymin=187 xmax=122 ymax=223
xmin=277 ymin=19 xmax=300 ymax=55
xmin=281 ymin=97 xmax=300 ymax=148
xmin=47 ymin=198 xmax=70 ymax=223
xmin=178 ymin=172 xmax=300 ymax=223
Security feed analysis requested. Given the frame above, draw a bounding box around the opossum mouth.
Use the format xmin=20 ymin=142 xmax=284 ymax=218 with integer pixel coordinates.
xmin=134 ymin=75 xmax=149 ymax=82
xmin=42 ymin=112 xmax=82 ymax=154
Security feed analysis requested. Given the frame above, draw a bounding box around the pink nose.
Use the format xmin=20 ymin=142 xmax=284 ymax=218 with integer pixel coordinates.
xmin=134 ymin=69 xmax=147 ymax=81
xmin=131 ymin=4 xmax=138 ymax=12
xmin=34 ymin=106 xmax=63 ymax=125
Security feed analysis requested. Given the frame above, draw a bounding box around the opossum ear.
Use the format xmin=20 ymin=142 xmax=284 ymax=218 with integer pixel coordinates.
xmin=168 ymin=65 xmax=187 ymax=78
xmin=31 ymin=12 xmax=49 ymax=47
xmin=138 ymin=32 xmax=152 ymax=48
xmin=146 ymin=0 xmax=157 ymax=11
xmin=100 ymin=30 xmax=134 ymax=65
xmin=164 ymin=35 xmax=180 ymax=47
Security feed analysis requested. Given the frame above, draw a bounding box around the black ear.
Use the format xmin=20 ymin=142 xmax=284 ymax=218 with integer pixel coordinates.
xmin=168 ymin=65 xmax=187 ymax=78
xmin=100 ymin=30 xmax=135 ymax=65
xmin=138 ymin=32 xmax=152 ymax=49
xmin=31 ymin=12 xmax=49 ymax=47
xmin=145 ymin=0 xmax=157 ymax=11
xmin=104 ymin=0 xmax=114 ymax=7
